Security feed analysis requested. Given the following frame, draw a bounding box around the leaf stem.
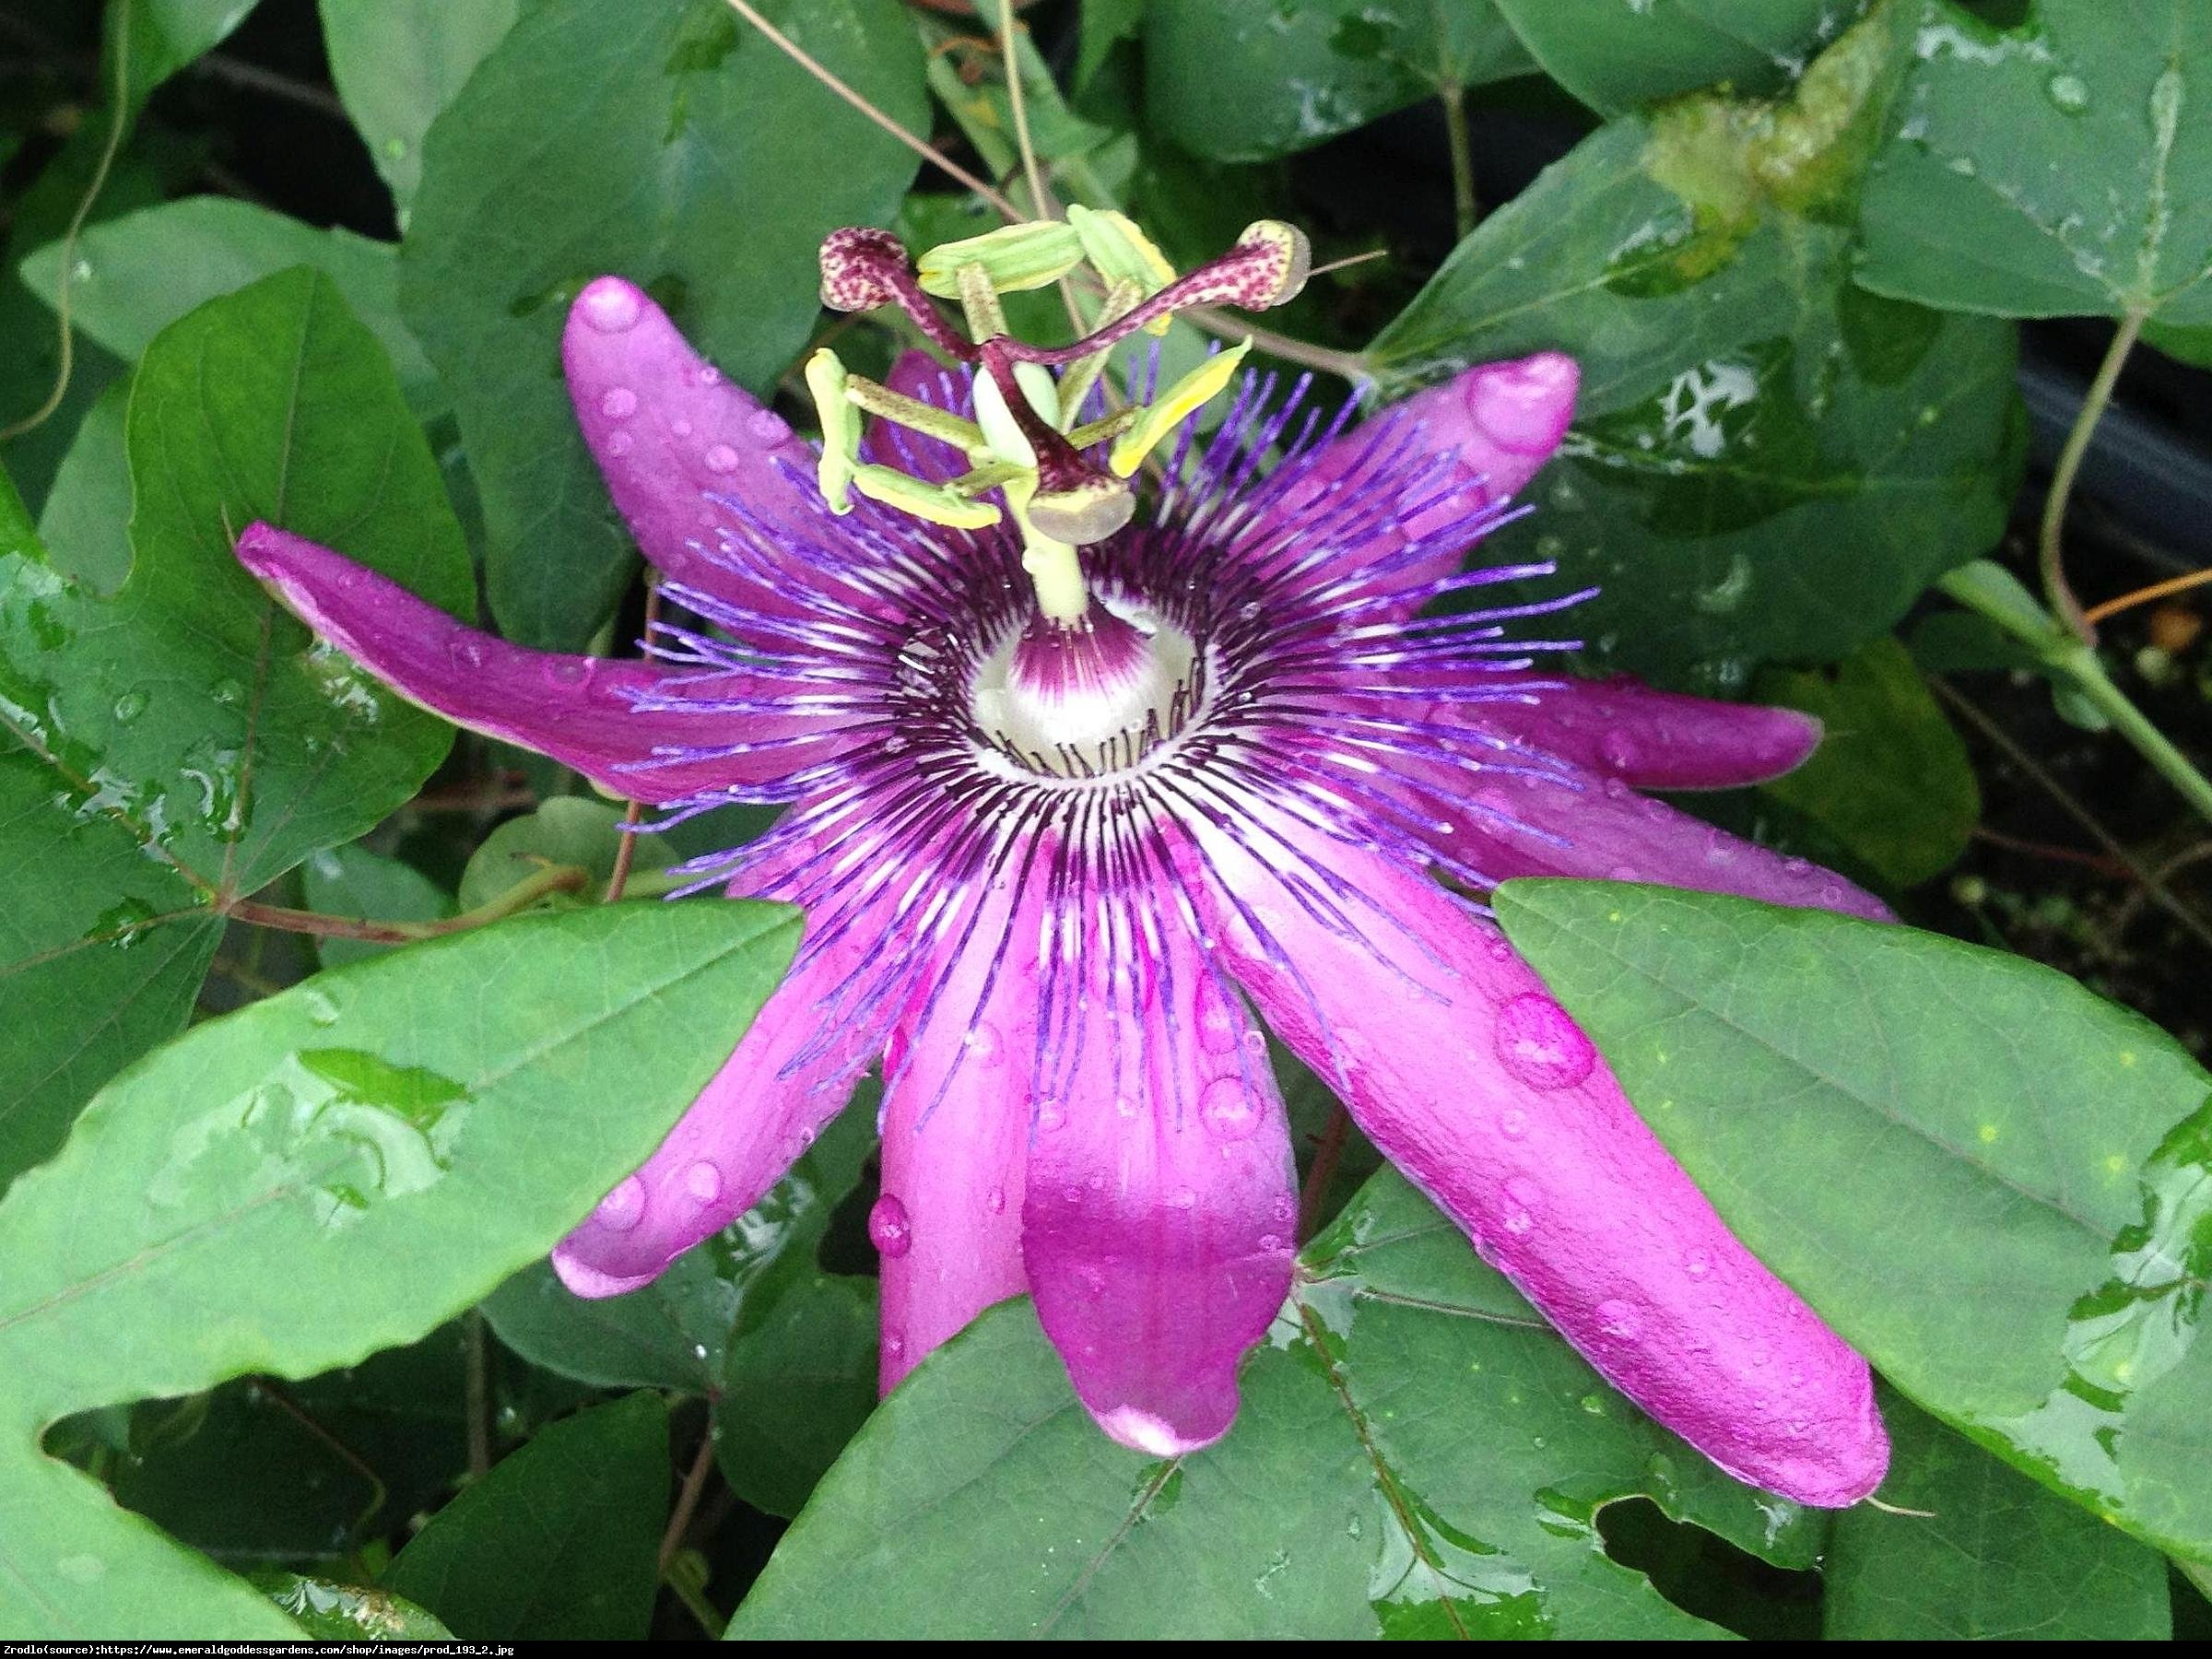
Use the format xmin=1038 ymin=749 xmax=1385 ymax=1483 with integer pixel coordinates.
xmin=659 ymin=1423 xmax=721 ymax=1577
xmin=605 ymin=585 xmax=663 ymax=903
xmin=2040 ymin=307 xmax=2147 ymax=643
xmin=1440 ymin=88 xmax=1476 ymax=241
xmin=2080 ymin=564 xmax=2212 ymax=629
xmin=229 ymin=863 xmax=589 ymax=944
xmin=464 ymin=1310 xmax=492 ymax=1478
xmin=996 ymin=0 xmax=1051 ymax=221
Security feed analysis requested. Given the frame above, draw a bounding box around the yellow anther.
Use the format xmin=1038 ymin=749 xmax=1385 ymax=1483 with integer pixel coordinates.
xmin=916 ymin=220 xmax=1085 ymax=298
xmin=805 ymin=348 xmax=859 ymax=512
xmin=1109 ymin=340 xmax=1252 ymax=478
xmin=850 ymin=465 xmax=1004 ymax=529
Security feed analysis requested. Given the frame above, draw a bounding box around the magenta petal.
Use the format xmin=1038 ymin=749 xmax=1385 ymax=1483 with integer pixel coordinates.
xmin=1185 ymin=812 xmax=1888 ymax=1507
xmin=874 ymin=882 xmax=1034 ymax=1393
xmin=1419 ymin=760 xmax=1892 ymax=921
xmin=552 ymin=874 xmax=885 ymax=1297
xmin=563 ymin=276 xmax=821 ymax=600
xmin=1020 ymin=919 xmax=1296 ymax=1458
xmin=235 ymin=524 xmax=841 ymax=802
xmin=1443 ymin=676 xmax=1824 ymax=792
xmin=1285 ymin=353 xmax=1579 ymax=611
xmin=863 ymin=350 xmax=970 ymax=485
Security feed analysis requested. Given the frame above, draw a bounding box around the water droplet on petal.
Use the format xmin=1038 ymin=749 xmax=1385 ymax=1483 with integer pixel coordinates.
xmin=1492 ymin=993 xmax=1597 ymax=1091
xmin=685 ymin=1160 xmax=722 ymax=1204
xmin=1168 ymin=1185 xmax=1198 ymax=1209
xmin=595 ymin=1176 xmax=645 ymax=1231
xmin=672 ymin=418 xmax=693 ymax=438
xmin=1595 ymin=1297 xmax=1641 ymax=1339
xmin=542 ymin=656 xmax=590 ymax=687
xmin=448 ymin=635 xmax=488 ymax=669
xmin=1037 ymin=1098 xmax=1066 ymax=1133
xmin=1199 ymin=1076 xmax=1261 ymax=1141
xmin=703 ymin=443 xmax=740 ymax=475
xmin=868 ymin=1193 xmax=912 ymax=1258
xmin=1598 ymin=729 xmax=1638 ymax=772
xmin=698 ymin=365 xmax=724 ymax=387
xmin=750 ymin=407 xmax=792 ymax=442
xmin=579 ymin=281 xmax=642 ymax=333
xmin=605 ymin=429 xmax=634 ymax=457
xmin=600 ymin=386 xmax=638 ymax=419
xmin=1783 ymin=856 xmax=1813 ymax=878
xmin=884 ymin=1328 xmax=906 ymax=1360
xmin=986 ymin=1185 xmax=1006 ymax=1215
xmin=1685 ymin=1250 xmax=1712 ymax=1278
xmin=1113 ymin=1094 xmax=1139 ymax=1120
xmin=1499 ymin=1107 xmax=1529 ymax=1140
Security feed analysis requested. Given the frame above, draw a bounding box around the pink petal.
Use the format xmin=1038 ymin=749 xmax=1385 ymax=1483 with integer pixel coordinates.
xmin=1414 ymin=759 xmax=1893 ymax=921
xmin=1020 ymin=915 xmax=1297 ymax=1458
xmin=1438 ymin=676 xmax=1824 ymax=792
xmin=552 ymin=855 xmax=889 ymax=1297
xmin=563 ymin=277 xmax=822 ymax=607
xmin=873 ymin=879 xmax=1035 ymax=1393
xmin=236 ymin=524 xmax=844 ymax=802
xmin=1283 ymin=353 xmax=1579 ymax=612
xmin=1183 ymin=808 xmax=1888 ymax=1507
xmin=863 ymin=350 xmax=970 ymax=484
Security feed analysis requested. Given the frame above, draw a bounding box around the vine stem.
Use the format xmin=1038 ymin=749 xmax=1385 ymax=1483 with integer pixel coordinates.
xmin=2040 ymin=307 xmax=2148 ymax=643
xmin=996 ymin=0 xmax=1051 ymax=219
xmin=659 ymin=1425 xmax=721 ymax=1576
xmin=1297 ymin=1103 xmax=1354 ymax=1242
xmin=2080 ymin=564 xmax=2212 ymax=629
xmin=0 ymin=10 xmax=128 ymax=441
xmin=227 ymin=862 xmax=588 ymax=944
xmin=1940 ymin=561 xmax=2212 ymax=830
xmin=604 ymin=583 xmax=664 ymax=902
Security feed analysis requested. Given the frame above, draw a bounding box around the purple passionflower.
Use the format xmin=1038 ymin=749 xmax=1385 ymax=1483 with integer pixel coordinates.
xmin=236 ymin=220 xmax=1889 ymax=1506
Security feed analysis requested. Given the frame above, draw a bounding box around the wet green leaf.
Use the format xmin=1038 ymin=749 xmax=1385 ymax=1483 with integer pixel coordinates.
xmin=18 ymin=197 xmax=441 ymax=417
xmin=1755 ymin=636 xmax=1978 ymax=888
xmin=1492 ymin=878 xmax=2212 ymax=1559
xmin=1824 ymin=1391 xmax=2171 ymax=1638
xmin=482 ymin=1090 xmax=871 ymax=1394
xmin=1496 ymin=0 xmax=1863 ymax=114
xmin=2 ymin=269 xmax=472 ymax=1187
xmin=0 ymin=899 xmax=800 ymax=1637
xmin=1144 ymin=0 xmax=1532 ymax=163
xmin=1370 ymin=6 xmax=2019 ymax=688
xmin=1858 ymin=0 xmax=2212 ymax=324
xmin=316 ymin=0 xmax=521 ymax=222
xmin=398 ymin=0 xmax=926 ymax=650
xmin=384 ymin=1393 xmax=668 ymax=1641
xmin=252 ymin=1574 xmax=453 ymax=1641
xmin=733 ymin=1171 xmax=1822 ymax=1640
xmin=715 ymin=1272 xmax=879 ymax=1519
xmin=302 ymin=843 xmax=454 ymax=969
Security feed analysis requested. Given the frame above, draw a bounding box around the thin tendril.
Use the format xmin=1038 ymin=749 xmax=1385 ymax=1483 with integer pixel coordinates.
xmin=1 ymin=16 xmax=130 ymax=443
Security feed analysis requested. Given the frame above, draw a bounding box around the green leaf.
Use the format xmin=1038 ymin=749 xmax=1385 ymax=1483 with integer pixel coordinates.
xmin=384 ymin=1393 xmax=669 ymax=1641
xmin=714 ymin=1272 xmax=878 ymax=1519
xmin=398 ymin=0 xmax=927 ymax=650
xmin=482 ymin=1086 xmax=872 ymax=1393
xmin=1754 ymin=635 xmax=1979 ymax=887
xmin=1145 ymin=0 xmax=1533 ymax=162
xmin=0 ymin=899 xmax=801 ymax=1637
xmin=0 ymin=268 xmax=472 ymax=1187
xmin=455 ymin=797 xmax=670 ymax=912
xmin=18 ymin=197 xmax=441 ymax=417
xmin=1369 ymin=5 xmax=2019 ymax=688
xmin=1077 ymin=0 xmax=1147 ymax=89
xmin=112 ymin=0 xmax=268 ymax=112
xmin=733 ymin=1170 xmax=1824 ymax=1640
xmin=1491 ymin=878 xmax=2212 ymax=1559
xmin=1858 ymin=0 xmax=2212 ymax=324
xmin=1495 ymin=0 xmax=1863 ymax=114
xmin=252 ymin=1574 xmax=453 ymax=1641
xmin=302 ymin=843 xmax=455 ymax=969
xmin=1824 ymin=1391 xmax=2171 ymax=1638
xmin=35 ymin=383 xmax=132 ymax=595
xmin=316 ymin=0 xmax=522 ymax=223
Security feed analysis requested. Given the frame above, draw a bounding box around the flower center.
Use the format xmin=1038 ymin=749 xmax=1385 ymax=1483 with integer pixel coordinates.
xmin=971 ymin=602 xmax=1201 ymax=778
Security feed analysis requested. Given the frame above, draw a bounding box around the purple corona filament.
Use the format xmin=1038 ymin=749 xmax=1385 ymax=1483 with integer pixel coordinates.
xmin=234 ymin=257 xmax=1889 ymax=1506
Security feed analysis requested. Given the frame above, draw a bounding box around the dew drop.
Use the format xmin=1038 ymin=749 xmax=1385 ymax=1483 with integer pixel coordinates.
xmin=1037 ymin=1098 xmax=1067 ymax=1133
xmin=1499 ymin=1107 xmax=1530 ymax=1140
xmin=1782 ymin=855 xmax=1812 ymax=878
xmin=1168 ymin=1185 xmax=1198 ymax=1209
xmin=1492 ymin=993 xmax=1597 ymax=1091
xmin=2046 ymin=72 xmax=2090 ymax=113
xmin=605 ymin=429 xmax=635 ymax=458
xmin=868 ymin=1193 xmax=913 ymax=1258
xmin=1113 ymin=1094 xmax=1139 ymax=1120
xmin=1597 ymin=729 xmax=1638 ymax=773
xmin=579 ymin=281 xmax=642 ymax=334
xmin=599 ymin=386 xmax=639 ymax=419
xmin=698 ymin=365 xmax=724 ymax=387
xmin=112 ymin=689 xmax=147 ymax=724
xmin=684 ymin=1160 xmax=722 ymax=1204
xmin=1595 ymin=1297 xmax=1641 ymax=1339
xmin=884 ymin=1328 xmax=906 ymax=1360
xmin=703 ymin=442 xmax=741 ymax=475
xmin=210 ymin=677 xmax=246 ymax=708
xmin=447 ymin=635 xmax=488 ymax=669
xmin=594 ymin=1176 xmax=646 ymax=1231
xmin=672 ymin=418 xmax=694 ymax=438
xmin=1703 ymin=828 xmax=1738 ymax=865
xmin=750 ymin=407 xmax=792 ymax=442
xmin=963 ymin=1023 xmax=1003 ymax=1065
xmin=1199 ymin=1076 xmax=1261 ymax=1141
xmin=1196 ymin=998 xmax=1240 ymax=1053
xmin=542 ymin=656 xmax=590 ymax=687
xmin=1685 ymin=1249 xmax=1712 ymax=1279
xmin=986 ymin=1185 xmax=1006 ymax=1215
